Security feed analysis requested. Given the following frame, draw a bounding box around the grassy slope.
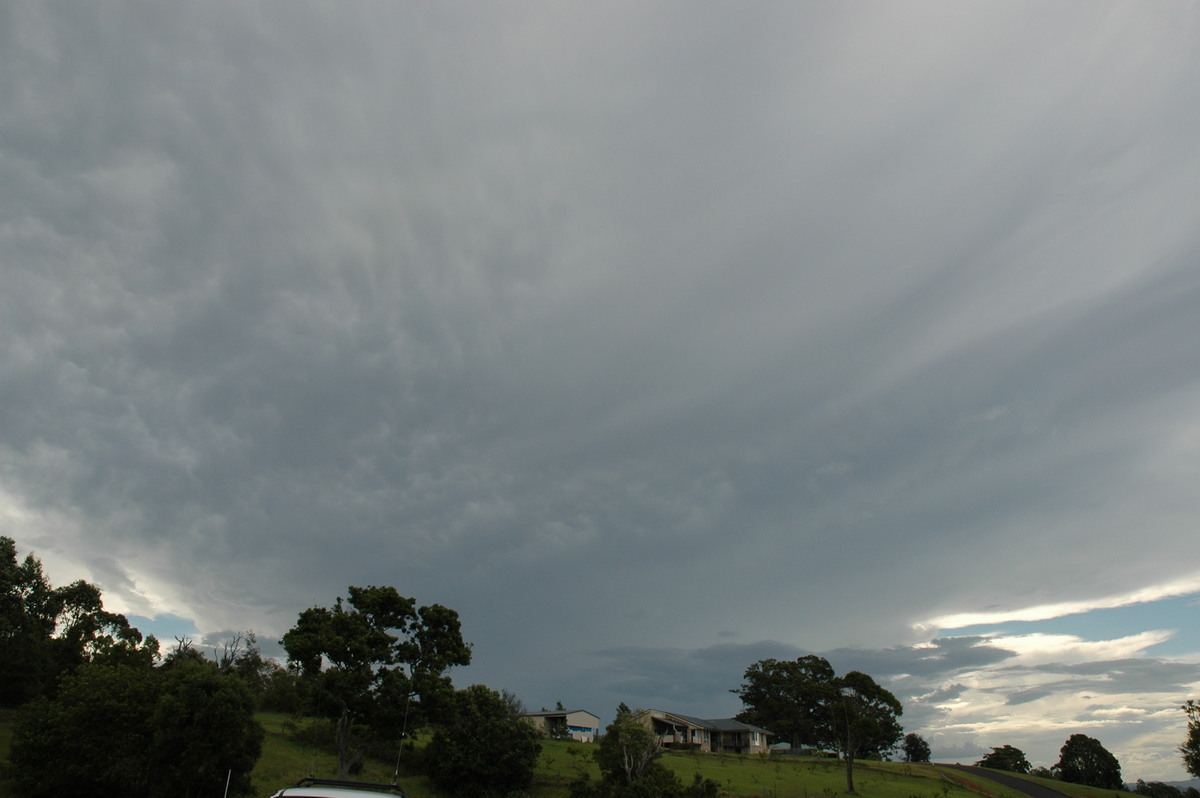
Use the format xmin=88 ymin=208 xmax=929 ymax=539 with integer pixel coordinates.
xmin=251 ymin=713 xmax=438 ymax=798
xmin=0 ymin=711 xmax=1134 ymax=798
xmin=254 ymin=727 xmax=1124 ymax=798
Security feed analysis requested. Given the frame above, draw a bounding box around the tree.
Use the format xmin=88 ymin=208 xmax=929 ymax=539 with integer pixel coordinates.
xmin=1181 ymin=700 xmax=1200 ymax=777
xmin=569 ymin=707 xmax=719 ymax=798
xmin=425 ymin=684 xmax=543 ymax=797
xmin=1136 ymin=780 xmax=1189 ymax=798
xmin=829 ymin=671 xmax=904 ymax=793
xmin=153 ymin=659 xmax=265 ymax=796
xmin=0 ymin=536 xmax=157 ymax=706
xmin=596 ymin=707 xmax=664 ymax=786
xmin=282 ymin=585 xmax=471 ymax=777
xmin=500 ymin=688 xmax=526 ymax=717
xmin=976 ymin=745 xmax=1031 ymax=773
xmin=732 ymin=655 xmax=837 ymax=748
xmin=903 ymin=732 xmax=932 ymax=763
xmin=733 ymin=657 xmax=902 ymax=793
xmin=1054 ymin=733 xmax=1121 ymax=789
xmin=10 ymin=660 xmax=263 ymax=798
xmin=550 ymin=716 xmax=574 ymax=740
xmin=11 ymin=663 xmax=160 ymax=797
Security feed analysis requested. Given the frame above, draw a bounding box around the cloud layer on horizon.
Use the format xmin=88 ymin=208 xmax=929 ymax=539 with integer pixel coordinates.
xmin=583 ymin=624 xmax=1200 ymax=780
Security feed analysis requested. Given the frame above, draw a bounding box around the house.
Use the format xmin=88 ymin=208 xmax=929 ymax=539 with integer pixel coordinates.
xmin=521 ymin=709 xmax=601 ymax=742
xmin=636 ymin=709 xmax=772 ymax=755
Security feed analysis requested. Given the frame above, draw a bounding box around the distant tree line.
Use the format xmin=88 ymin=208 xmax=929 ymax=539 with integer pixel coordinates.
xmin=975 ymin=732 xmax=1182 ymax=792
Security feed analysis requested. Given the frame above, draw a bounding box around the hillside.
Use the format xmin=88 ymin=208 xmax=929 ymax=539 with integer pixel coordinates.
xmin=0 ymin=710 xmax=1141 ymax=798
xmin=247 ymin=717 xmax=1133 ymax=798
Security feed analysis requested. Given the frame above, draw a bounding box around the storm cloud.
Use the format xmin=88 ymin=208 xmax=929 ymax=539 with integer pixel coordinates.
xmin=4 ymin=0 xmax=1200 ymax=781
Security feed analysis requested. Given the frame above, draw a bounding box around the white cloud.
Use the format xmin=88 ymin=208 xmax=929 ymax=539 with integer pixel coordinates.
xmin=986 ymin=631 xmax=1176 ymax=666
xmin=927 ymin=579 xmax=1200 ymax=631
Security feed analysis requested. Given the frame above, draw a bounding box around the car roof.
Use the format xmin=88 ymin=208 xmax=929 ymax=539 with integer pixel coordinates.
xmin=272 ymin=787 xmax=403 ymax=798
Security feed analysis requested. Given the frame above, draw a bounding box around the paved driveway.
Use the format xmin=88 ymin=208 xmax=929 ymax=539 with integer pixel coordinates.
xmin=941 ymin=765 xmax=1071 ymax=798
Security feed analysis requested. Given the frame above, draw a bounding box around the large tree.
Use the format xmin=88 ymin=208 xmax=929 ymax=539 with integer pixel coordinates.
xmin=976 ymin=744 xmax=1032 ymax=773
xmin=733 ymin=656 xmax=902 ymax=794
xmin=903 ymin=732 xmax=932 ymax=763
xmin=829 ymin=671 xmax=904 ymax=793
xmin=1054 ymin=733 xmax=1122 ymax=788
xmin=282 ymin=585 xmax=471 ymax=777
xmin=732 ymin=655 xmax=838 ymax=748
xmin=1181 ymin=700 xmax=1200 ymax=777
xmin=0 ymin=536 xmax=157 ymax=706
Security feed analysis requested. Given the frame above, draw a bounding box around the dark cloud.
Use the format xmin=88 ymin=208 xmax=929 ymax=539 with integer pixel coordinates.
xmin=1033 ymin=659 xmax=1200 ymax=696
xmin=824 ymin=637 xmax=1018 ymax=679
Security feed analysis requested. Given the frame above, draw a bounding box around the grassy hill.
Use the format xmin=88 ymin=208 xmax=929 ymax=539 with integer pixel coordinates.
xmin=0 ymin=709 xmax=1134 ymax=798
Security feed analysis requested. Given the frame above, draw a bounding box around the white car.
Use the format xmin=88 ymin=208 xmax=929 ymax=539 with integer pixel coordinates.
xmin=270 ymin=778 xmax=407 ymax=798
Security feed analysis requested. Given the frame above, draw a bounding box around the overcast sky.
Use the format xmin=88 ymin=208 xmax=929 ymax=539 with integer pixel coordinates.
xmin=4 ymin=0 xmax=1200 ymax=782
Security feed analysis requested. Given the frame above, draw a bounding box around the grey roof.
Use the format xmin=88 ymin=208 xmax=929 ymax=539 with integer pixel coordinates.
xmin=521 ymin=709 xmax=597 ymax=719
xmin=648 ymin=710 xmax=771 ymax=735
xmin=704 ymin=717 xmax=771 ymax=734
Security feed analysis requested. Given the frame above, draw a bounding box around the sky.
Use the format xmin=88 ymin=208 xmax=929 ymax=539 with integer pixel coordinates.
xmin=3 ymin=0 xmax=1200 ymax=782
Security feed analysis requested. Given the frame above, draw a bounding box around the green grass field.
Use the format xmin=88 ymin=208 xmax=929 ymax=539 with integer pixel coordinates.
xmin=0 ymin=710 xmax=1132 ymax=798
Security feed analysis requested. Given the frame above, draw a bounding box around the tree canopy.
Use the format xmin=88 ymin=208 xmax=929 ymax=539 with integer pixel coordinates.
xmin=10 ymin=659 xmax=263 ymax=798
xmin=733 ymin=656 xmax=902 ymax=794
xmin=1135 ymin=780 xmax=1200 ymax=798
xmin=1054 ymin=733 xmax=1122 ymax=789
xmin=733 ymin=655 xmax=836 ymax=748
xmin=281 ymin=584 xmax=472 ymax=777
xmin=425 ymin=684 xmax=543 ymax=798
xmin=0 ymin=536 xmax=157 ymax=706
xmin=830 ymin=670 xmax=904 ymax=792
xmin=903 ymin=732 xmax=932 ymax=763
xmin=1181 ymin=700 xmax=1200 ymax=777
xmin=596 ymin=707 xmax=665 ymax=786
xmin=976 ymin=744 xmax=1032 ymax=773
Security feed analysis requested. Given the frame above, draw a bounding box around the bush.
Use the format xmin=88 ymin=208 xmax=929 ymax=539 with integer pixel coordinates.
xmin=425 ymin=685 xmax=543 ymax=797
xmin=10 ymin=660 xmax=263 ymax=798
xmin=568 ymin=765 xmax=719 ymax=798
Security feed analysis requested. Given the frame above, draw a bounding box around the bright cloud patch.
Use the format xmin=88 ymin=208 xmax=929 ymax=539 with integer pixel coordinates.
xmin=894 ymin=614 xmax=1200 ymax=778
xmin=925 ymin=576 xmax=1200 ymax=630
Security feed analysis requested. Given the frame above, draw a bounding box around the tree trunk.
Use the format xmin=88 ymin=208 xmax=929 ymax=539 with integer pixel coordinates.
xmin=336 ymin=710 xmax=363 ymax=778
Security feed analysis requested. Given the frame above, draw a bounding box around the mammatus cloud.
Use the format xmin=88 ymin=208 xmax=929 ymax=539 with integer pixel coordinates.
xmin=4 ymin=1 xmax=1200 ymax=781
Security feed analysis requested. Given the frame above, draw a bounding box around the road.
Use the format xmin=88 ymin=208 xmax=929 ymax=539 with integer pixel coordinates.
xmin=941 ymin=765 xmax=1072 ymax=798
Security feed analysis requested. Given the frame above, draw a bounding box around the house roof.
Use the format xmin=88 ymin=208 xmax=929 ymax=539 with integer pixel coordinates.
xmin=644 ymin=710 xmax=771 ymax=735
xmin=522 ymin=709 xmax=598 ymax=719
xmin=704 ymin=717 xmax=772 ymax=734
